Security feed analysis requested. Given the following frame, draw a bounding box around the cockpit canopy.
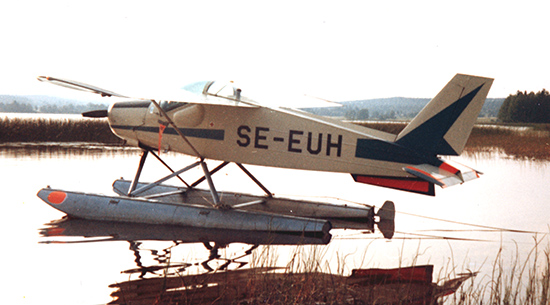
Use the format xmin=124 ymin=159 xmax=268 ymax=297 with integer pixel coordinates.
xmin=182 ymin=81 xmax=249 ymax=102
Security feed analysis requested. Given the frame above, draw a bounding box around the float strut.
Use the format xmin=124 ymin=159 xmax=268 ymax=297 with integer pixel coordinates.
xmin=149 ymin=150 xmax=190 ymax=187
xmin=200 ymin=161 xmax=221 ymax=206
xmin=130 ymin=161 xmax=201 ymax=197
xmin=190 ymin=161 xmax=229 ymax=188
xmin=236 ymin=163 xmax=273 ymax=197
xmin=128 ymin=150 xmax=148 ymax=196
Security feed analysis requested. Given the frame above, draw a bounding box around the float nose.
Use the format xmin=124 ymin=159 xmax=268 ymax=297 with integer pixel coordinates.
xmin=37 ymin=189 xmax=68 ymax=205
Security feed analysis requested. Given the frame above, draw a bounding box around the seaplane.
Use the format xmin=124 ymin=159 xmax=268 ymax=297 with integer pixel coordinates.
xmin=36 ymin=74 xmax=493 ymax=240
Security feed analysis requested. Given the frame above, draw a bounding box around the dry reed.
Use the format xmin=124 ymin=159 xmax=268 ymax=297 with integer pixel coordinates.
xmin=0 ymin=117 xmax=123 ymax=144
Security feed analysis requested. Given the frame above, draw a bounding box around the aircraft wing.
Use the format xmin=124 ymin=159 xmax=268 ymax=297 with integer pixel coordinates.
xmin=37 ymin=76 xmax=259 ymax=108
xmin=37 ymin=76 xmax=130 ymax=98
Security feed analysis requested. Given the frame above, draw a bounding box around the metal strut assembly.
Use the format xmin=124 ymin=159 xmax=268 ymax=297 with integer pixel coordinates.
xmin=126 ymin=100 xmax=273 ymax=208
xmin=149 ymin=100 xmax=222 ymax=206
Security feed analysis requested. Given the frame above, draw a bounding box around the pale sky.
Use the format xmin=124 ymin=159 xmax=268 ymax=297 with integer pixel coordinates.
xmin=1 ymin=1 xmax=548 ymax=101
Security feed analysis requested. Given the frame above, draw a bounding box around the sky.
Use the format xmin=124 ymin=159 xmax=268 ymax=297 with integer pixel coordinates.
xmin=1 ymin=1 xmax=549 ymax=101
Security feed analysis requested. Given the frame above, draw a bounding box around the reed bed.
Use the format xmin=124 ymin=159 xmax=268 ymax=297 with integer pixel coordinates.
xmin=208 ymin=240 xmax=550 ymax=305
xmin=359 ymin=122 xmax=550 ymax=161
xmin=2 ymin=117 xmax=550 ymax=160
xmin=447 ymin=237 xmax=550 ymax=305
xmin=109 ymin=238 xmax=550 ymax=304
xmin=0 ymin=117 xmax=123 ymax=144
xmin=464 ymin=125 xmax=550 ymax=160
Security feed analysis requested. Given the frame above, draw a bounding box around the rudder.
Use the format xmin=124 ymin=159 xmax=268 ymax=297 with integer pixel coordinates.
xmin=395 ymin=74 xmax=493 ymax=156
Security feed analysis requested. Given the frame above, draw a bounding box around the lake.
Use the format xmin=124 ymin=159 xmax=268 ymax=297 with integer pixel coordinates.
xmin=2 ymin=145 xmax=549 ymax=304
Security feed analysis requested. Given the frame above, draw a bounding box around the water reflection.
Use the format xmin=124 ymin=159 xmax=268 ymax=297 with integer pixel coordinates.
xmin=39 ymin=217 xmax=475 ymax=304
xmin=40 ymin=216 xmax=329 ymax=270
xmin=40 ymin=217 xmax=328 ymax=303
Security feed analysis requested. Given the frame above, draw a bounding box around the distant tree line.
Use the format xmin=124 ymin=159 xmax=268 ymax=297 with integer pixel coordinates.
xmin=497 ymin=89 xmax=550 ymax=123
xmin=308 ymin=97 xmax=504 ymax=121
xmin=0 ymin=100 xmax=108 ymax=114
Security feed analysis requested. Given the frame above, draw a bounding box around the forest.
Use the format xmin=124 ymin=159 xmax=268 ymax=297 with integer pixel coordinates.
xmin=497 ymin=89 xmax=550 ymax=123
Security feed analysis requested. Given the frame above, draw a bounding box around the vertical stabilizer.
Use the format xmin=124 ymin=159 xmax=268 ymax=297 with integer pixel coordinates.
xmin=395 ymin=74 xmax=493 ymax=156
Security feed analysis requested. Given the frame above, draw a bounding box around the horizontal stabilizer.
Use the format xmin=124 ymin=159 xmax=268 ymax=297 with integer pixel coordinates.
xmin=404 ymin=160 xmax=481 ymax=189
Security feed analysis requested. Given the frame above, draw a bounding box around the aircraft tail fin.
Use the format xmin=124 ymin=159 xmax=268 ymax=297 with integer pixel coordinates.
xmin=395 ymin=74 xmax=493 ymax=156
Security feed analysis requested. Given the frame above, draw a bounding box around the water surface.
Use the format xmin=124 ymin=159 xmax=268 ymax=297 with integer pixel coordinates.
xmin=2 ymin=147 xmax=549 ymax=304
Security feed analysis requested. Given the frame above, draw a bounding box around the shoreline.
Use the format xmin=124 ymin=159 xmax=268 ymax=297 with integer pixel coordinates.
xmin=2 ymin=117 xmax=549 ymax=160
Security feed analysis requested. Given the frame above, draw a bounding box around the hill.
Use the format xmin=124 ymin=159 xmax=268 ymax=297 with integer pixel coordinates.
xmin=0 ymin=94 xmax=108 ymax=114
xmin=306 ymin=97 xmax=504 ymax=121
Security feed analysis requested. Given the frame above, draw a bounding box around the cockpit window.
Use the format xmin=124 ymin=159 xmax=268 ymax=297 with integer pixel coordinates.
xmin=205 ymin=81 xmax=240 ymax=99
xmin=182 ymin=80 xmax=253 ymax=103
xmin=182 ymin=81 xmax=210 ymax=94
xmin=159 ymin=100 xmax=187 ymax=112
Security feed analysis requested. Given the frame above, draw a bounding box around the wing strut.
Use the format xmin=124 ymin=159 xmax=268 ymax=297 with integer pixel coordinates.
xmin=150 ymin=100 xmax=202 ymax=159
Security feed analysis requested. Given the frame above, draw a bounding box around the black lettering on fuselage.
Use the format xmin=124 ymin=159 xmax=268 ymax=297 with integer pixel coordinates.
xmin=307 ymin=132 xmax=322 ymax=155
xmin=288 ymin=130 xmax=303 ymax=153
xmin=254 ymin=127 xmax=269 ymax=149
xmin=237 ymin=125 xmax=251 ymax=147
xmin=236 ymin=125 xmax=342 ymax=157
xmin=326 ymin=134 xmax=342 ymax=157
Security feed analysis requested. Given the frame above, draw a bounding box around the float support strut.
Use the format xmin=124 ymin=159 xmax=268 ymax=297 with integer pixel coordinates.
xmin=128 ymin=150 xmax=148 ymax=196
xmin=200 ymin=161 xmax=221 ymax=206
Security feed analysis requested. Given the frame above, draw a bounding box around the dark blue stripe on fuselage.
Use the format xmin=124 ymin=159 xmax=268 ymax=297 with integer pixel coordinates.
xmin=355 ymin=138 xmax=429 ymax=164
xmin=111 ymin=125 xmax=225 ymax=141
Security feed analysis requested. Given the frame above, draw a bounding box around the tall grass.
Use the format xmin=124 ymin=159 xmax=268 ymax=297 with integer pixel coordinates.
xmin=465 ymin=125 xmax=550 ymax=160
xmin=0 ymin=117 xmax=123 ymax=144
xmin=359 ymin=122 xmax=550 ymax=161
xmin=2 ymin=118 xmax=550 ymax=160
xmin=446 ymin=237 xmax=550 ymax=305
xmin=109 ymin=238 xmax=550 ymax=304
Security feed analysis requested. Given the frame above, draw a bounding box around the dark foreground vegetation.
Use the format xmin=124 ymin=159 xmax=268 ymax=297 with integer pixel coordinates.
xmin=0 ymin=117 xmax=123 ymax=144
xmin=106 ymin=240 xmax=550 ymax=304
xmin=360 ymin=122 xmax=550 ymax=161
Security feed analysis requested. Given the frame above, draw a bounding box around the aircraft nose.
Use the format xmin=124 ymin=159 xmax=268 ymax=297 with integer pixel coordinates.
xmin=107 ymin=100 xmax=151 ymax=146
xmin=107 ymin=100 xmax=150 ymax=126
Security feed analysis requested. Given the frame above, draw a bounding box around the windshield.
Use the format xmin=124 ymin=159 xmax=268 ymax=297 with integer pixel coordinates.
xmin=182 ymin=81 xmax=210 ymax=95
xmin=182 ymin=80 xmax=253 ymax=102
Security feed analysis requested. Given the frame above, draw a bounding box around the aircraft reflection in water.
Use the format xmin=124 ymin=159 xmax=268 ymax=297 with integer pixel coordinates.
xmin=40 ymin=216 xmax=328 ymax=273
xmin=41 ymin=217 xmax=475 ymax=304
